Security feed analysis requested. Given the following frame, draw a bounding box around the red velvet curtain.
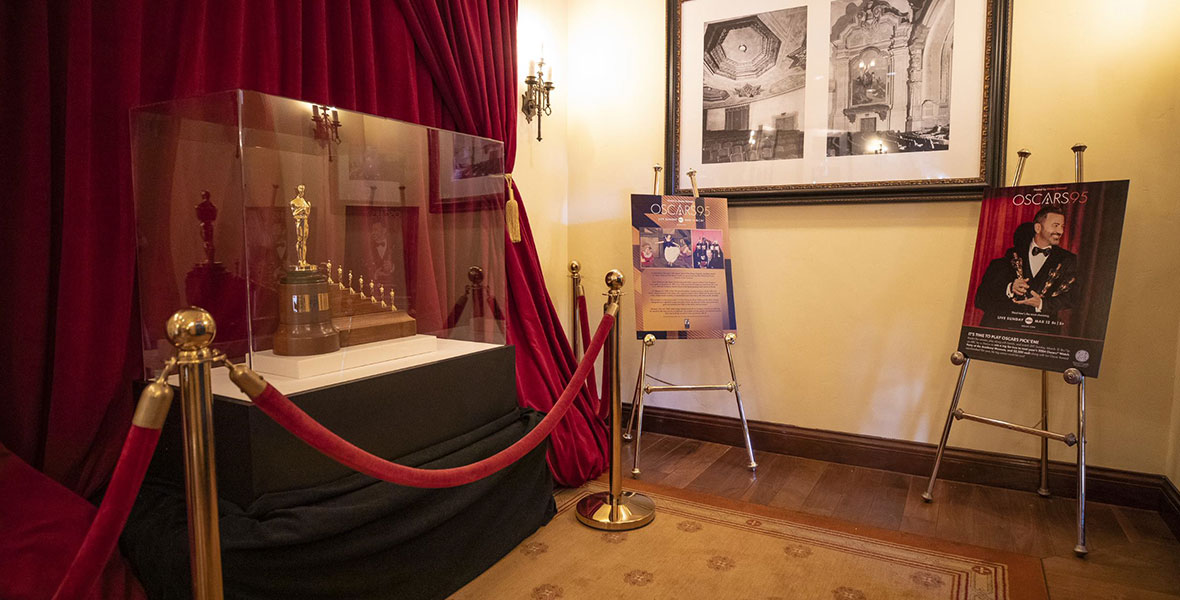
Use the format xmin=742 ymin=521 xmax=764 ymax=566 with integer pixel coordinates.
xmin=2 ymin=0 xmax=603 ymax=503
xmin=396 ymin=1 xmax=608 ymax=483
xmin=2 ymin=0 xmax=437 ymax=499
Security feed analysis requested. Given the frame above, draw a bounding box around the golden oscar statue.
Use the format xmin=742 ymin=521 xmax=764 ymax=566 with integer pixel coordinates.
xmin=272 ymin=184 xmax=341 ymax=356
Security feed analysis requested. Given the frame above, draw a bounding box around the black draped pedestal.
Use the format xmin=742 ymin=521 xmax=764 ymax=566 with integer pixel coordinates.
xmin=121 ymin=346 xmax=556 ymax=599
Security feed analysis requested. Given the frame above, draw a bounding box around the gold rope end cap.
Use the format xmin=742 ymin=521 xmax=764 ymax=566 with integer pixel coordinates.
xmin=132 ymin=382 xmax=174 ymax=429
xmin=227 ymin=364 xmax=268 ymax=399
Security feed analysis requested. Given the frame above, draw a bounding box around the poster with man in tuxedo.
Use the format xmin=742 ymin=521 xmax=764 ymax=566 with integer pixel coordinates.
xmin=958 ymin=181 xmax=1129 ymax=377
xmin=973 ymin=207 xmax=1078 ymax=333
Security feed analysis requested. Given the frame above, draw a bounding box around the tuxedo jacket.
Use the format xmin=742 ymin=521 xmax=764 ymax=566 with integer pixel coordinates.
xmin=975 ymin=243 xmax=1079 ymax=329
xmin=693 ymin=248 xmax=708 ymax=268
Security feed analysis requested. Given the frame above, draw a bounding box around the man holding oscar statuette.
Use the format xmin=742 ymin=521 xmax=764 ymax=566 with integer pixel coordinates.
xmin=364 ymin=219 xmax=396 ymax=286
xmin=974 ymin=206 xmax=1079 ymax=333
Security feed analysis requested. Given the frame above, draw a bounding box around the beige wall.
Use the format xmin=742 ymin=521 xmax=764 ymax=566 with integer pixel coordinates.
xmin=515 ymin=0 xmax=572 ymax=329
xmin=1172 ymin=318 xmax=1180 ymax=486
xmin=519 ymin=0 xmax=1180 ymax=481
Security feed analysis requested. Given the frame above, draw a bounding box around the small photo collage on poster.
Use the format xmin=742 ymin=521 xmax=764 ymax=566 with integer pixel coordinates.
xmin=637 ymin=227 xmax=726 ymax=271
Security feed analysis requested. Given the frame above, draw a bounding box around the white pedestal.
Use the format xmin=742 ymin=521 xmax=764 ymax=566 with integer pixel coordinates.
xmin=251 ymin=334 xmax=438 ymax=379
xmin=168 ymin=337 xmax=502 ymax=403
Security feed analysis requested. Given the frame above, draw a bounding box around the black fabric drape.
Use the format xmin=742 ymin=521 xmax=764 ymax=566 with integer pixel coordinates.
xmin=121 ymin=409 xmax=556 ymax=600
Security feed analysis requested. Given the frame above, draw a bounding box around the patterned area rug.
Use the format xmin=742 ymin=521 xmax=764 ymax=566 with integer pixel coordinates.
xmin=451 ymin=479 xmax=1048 ymax=600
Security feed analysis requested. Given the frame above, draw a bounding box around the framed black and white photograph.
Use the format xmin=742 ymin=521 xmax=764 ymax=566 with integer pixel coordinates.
xmin=666 ymin=0 xmax=1011 ymax=204
xmin=432 ymin=130 xmax=505 ymax=209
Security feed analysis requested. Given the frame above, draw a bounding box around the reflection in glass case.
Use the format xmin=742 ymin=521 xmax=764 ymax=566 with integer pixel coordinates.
xmin=132 ymin=90 xmax=506 ymax=380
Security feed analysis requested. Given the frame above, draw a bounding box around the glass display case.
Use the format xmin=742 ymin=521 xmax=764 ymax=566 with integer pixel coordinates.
xmin=131 ymin=90 xmax=506 ymax=384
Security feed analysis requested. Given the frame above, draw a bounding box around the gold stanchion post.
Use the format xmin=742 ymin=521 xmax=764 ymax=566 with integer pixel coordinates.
xmin=569 ymin=261 xmax=583 ymax=362
xmin=163 ymin=308 xmax=225 ymax=600
xmin=468 ymin=266 xmax=488 ymax=342
xmin=576 ymin=270 xmax=656 ymax=530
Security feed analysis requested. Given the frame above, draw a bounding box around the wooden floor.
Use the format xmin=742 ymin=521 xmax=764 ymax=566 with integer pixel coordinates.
xmin=620 ymin=432 xmax=1180 ymax=599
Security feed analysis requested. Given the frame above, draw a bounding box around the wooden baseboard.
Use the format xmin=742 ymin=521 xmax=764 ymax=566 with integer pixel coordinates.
xmin=1164 ymin=477 xmax=1180 ymax=542
xmin=624 ymin=404 xmax=1180 ymax=540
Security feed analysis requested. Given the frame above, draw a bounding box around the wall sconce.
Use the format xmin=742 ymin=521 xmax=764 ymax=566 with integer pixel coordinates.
xmin=521 ymin=58 xmax=555 ymax=141
xmin=311 ymin=104 xmax=342 ymax=160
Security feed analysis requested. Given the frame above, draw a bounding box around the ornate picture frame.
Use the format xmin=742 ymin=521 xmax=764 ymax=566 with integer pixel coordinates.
xmin=665 ymin=0 xmax=1011 ymax=205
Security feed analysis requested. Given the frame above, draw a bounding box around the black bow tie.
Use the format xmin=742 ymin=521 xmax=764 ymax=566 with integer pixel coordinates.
xmin=1032 ymin=246 xmax=1051 ymax=257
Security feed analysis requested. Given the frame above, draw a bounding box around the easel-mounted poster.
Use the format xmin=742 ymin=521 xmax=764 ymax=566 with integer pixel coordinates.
xmin=957 ymin=181 xmax=1129 ymax=377
xmin=631 ymin=194 xmax=737 ymax=338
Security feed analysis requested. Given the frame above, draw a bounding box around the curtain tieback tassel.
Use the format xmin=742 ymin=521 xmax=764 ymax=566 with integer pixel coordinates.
xmin=505 ymin=173 xmax=522 ymax=243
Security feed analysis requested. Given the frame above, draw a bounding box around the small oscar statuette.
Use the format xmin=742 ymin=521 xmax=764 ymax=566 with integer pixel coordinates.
xmin=1010 ymin=251 xmax=1027 ymax=300
xmin=272 ymin=184 xmax=341 ymax=356
xmin=1039 ymin=263 xmax=1063 ymax=297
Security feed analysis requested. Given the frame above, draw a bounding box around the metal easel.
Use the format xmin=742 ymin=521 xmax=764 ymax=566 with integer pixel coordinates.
xmin=622 ymin=165 xmax=758 ymax=476
xmin=922 ymin=144 xmax=1092 ymax=557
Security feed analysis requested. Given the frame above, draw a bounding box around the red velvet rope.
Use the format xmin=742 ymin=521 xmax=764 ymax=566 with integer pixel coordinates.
xmin=574 ymin=294 xmax=603 ymax=418
xmin=52 ymin=425 xmax=162 ymax=600
xmin=251 ymin=312 xmax=617 ymax=489
xmin=576 ymin=294 xmax=592 ymax=355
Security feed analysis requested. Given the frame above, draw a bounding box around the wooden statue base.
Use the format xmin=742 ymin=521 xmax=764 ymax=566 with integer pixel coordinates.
xmin=329 ymin=287 xmax=417 ymax=348
xmin=334 ymin=311 xmax=417 ymax=347
xmin=273 ymin=269 xmax=341 ymax=356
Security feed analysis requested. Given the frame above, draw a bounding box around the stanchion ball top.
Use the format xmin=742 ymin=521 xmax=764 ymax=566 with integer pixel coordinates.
xmin=950 ymin=351 xmax=967 ymax=366
xmin=643 ymin=334 xmax=656 ymax=346
xmin=605 ymin=270 xmax=625 ymax=290
xmin=166 ymin=307 xmax=216 ymax=350
xmin=569 ymin=260 xmax=581 ymax=273
xmin=467 ymin=266 xmax=485 ymax=284
xmin=724 ymin=333 xmax=737 ymax=344
xmin=1063 ymin=368 xmax=1084 ymax=385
